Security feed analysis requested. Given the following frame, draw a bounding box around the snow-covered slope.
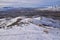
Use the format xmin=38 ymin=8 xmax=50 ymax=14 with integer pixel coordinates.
xmin=32 ymin=17 xmax=60 ymax=28
xmin=0 ymin=16 xmax=60 ymax=40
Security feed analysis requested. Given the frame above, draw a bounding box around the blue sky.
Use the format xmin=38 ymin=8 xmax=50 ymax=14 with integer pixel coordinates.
xmin=0 ymin=0 xmax=60 ymax=7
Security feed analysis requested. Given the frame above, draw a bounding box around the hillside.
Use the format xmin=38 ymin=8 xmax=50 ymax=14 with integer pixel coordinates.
xmin=0 ymin=16 xmax=60 ymax=40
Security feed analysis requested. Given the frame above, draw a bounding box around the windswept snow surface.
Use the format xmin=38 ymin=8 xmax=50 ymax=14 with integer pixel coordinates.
xmin=0 ymin=16 xmax=60 ymax=40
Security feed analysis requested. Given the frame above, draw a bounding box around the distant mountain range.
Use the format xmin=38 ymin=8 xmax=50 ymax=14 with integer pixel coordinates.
xmin=0 ymin=7 xmax=35 ymax=11
xmin=36 ymin=6 xmax=60 ymax=11
xmin=0 ymin=7 xmax=15 ymax=11
xmin=0 ymin=6 xmax=60 ymax=11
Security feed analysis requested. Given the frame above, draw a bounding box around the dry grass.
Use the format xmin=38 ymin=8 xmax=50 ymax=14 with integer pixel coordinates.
xmin=37 ymin=24 xmax=47 ymax=28
xmin=37 ymin=24 xmax=53 ymax=30
xmin=7 ymin=19 xmax=22 ymax=27
xmin=43 ymin=29 xmax=49 ymax=34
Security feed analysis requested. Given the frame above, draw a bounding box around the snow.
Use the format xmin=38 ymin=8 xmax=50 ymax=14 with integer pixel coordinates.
xmin=0 ymin=16 xmax=60 ymax=40
xmin=32 ymin=17 xmax=60 ymax=28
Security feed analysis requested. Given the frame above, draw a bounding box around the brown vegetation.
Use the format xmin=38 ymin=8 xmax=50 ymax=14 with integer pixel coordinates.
xmin=43 ymin=29 xmax=49 ymax=34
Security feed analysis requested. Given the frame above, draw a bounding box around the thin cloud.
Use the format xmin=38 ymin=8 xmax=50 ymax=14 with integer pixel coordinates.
xmin=0 ymin=0 xmax=60 ymax=7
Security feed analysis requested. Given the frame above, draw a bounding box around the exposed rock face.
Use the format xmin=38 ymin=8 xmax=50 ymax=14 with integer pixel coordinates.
xmin=0 ymin=17 xmax=25 ymax=29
